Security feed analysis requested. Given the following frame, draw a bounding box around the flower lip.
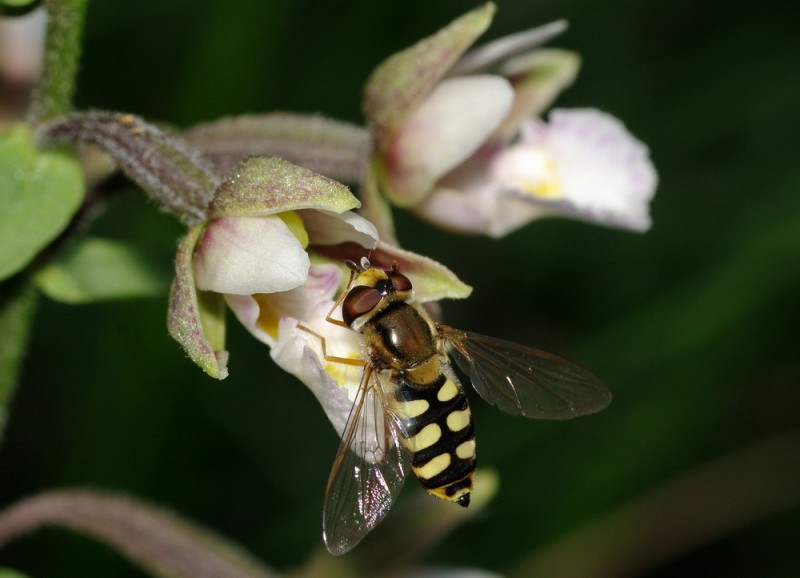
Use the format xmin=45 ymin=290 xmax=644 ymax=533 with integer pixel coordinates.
xmin=415 ymin=106 xmax=656 ymax=237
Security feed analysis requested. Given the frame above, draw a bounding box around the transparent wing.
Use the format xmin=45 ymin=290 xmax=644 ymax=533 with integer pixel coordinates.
xmin=322 ymin=364 xmax=411 ymax=555
xmin=440 ymin=324 xmax=611 ymax=420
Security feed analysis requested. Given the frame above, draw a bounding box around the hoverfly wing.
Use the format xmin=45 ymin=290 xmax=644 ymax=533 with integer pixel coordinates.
xmin=322 ymin=365 xmax=411 ymax=555
xmin=439 ymin=325 xmax=611 ymax=420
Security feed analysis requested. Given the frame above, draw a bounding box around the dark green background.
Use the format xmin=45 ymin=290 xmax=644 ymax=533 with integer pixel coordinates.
xmin=2 ymin=0 xmax=799 ymax=576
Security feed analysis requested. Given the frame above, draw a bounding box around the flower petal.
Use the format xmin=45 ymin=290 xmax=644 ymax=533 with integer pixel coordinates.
xmin=493 ymin=49 xmax=580 ymax=137
xmin=310 ymin=240 xmax=473 ymax=302
xmin=225 ymin=263 xmax=343 ymax=347
xmin=522 ymin=108 xmax=657 ymax=231
xmin=367 ymin=242 xmax=473 ymax=302
xmin=194 ymin=215 xmax=309 ymax=295
xmin=300 ymin=209 xmax=379 ymax=249
xmin=167 ymin=224 xmax=229 ymax=379
xmin=385 ymin=75 xmax=513 ymax=206
xmin=417 ymin=182 xmax=548 ymax=238
xmin=270 ymin=314 xmax=362 ymax=438
xmin=449 ymin=19 xmax=568 ymax=75
xmin=208 ymin=156 xmax=359 ymax=219
xmin=0 ymin=6 xmax=46 ymax=85
xmin=364 ymin=2 xmax=496 ymax=150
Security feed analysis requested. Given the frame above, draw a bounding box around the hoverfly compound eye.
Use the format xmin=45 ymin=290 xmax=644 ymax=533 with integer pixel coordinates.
xmin=387 ymin=271 xmax=413 ymax=292
xmin=342 ymin=285 xmax=382 ymax=327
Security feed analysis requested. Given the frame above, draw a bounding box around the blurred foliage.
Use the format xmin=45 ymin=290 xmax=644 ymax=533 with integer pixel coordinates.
xmin=1 ymin=1 xmax=799 ymax=577
xmin=0 ymin=125 xmax=83 ymax=281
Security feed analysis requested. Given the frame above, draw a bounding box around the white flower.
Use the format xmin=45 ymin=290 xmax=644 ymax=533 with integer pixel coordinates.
xmin=364 ymin=3 xmax=656 ymax=237
xmin=167 ymin=156 xmax=375 ymax=379
xmin=226 ymin=244 xmax=471 ymax=437
xmin=167 ymin=154 xmax=471 ymax=438
xmin=418 ymin=108 xmax=657 ymax=237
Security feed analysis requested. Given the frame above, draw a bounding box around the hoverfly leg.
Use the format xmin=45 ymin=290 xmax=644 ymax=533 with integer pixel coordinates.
xmin=297 ymin=324 xmax=366 ymax=367
xmin=323 ymin=265 xmax=361 ymax=329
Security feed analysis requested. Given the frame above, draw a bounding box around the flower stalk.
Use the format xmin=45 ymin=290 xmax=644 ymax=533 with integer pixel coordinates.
xmin=0 ymin=489 xmax=282 ymax=578
xmin=25 ymin=0 xmax=88 ymax=126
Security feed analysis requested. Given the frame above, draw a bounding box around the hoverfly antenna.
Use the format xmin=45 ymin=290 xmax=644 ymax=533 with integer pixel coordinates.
xmin=344 ymin=259 xmax=360 ymax=272
xmin=360 ymin=256 xmax=371 ymax=270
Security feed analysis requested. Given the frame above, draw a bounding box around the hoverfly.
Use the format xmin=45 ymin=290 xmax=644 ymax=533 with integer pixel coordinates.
xmin=318 ymin=257 xmax=610 ymax=555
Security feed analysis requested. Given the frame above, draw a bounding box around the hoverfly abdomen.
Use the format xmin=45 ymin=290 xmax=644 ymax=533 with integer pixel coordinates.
xmin=390 ymin=372 xmax=477 ymax=507
xmin=323 ymin=260 xmax=610 ymax=554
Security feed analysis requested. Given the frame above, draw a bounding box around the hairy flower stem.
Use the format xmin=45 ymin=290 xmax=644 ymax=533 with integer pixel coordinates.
xmin=40 ymin=111 xmax=222 ymax=224
xmin=25 ymin=0 xmax=88 ymax=126
xmin=0 ymin=490 xmax=281 ymax=578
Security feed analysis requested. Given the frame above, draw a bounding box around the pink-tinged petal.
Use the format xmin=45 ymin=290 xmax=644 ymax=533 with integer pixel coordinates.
xmin=270 ymin=313 xmax=363 ymax=437
xmin=224 ymin=294 xmax=271 ymax=345
xmin=364 ymin=3 xmax=496 ymax=150
xmin=0 ymin=6 xmax=46 ymax=85
xmin=385 ymin=75 xmax=513 ymax=206
xmin=167 ymin=224 xmax=229 ymax=379
xmin=225 ymin=263 xmax=343 ymax=347
xmin=417 ymin=183 xmax=548 ymax=238
xmin=523 ymin=108 xmax=657 ymax=231
xmin=208 ymin=156 xmax=359 ymax=219
xmin=449 ymin=19 xmax=568 ymax=75
xmin=494 ymin=49 xmax=580 ymax=137
xmin=194 ymin=215 xmax=309 ymax=295
xmin=416 ymin=185 xmax=489 ymax=234
xmin=300 ymin=209 xmax=379 ymax=249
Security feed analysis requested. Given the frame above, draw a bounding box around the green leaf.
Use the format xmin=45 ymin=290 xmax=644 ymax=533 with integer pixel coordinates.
xmin=0 ymin=125 xmax=84 ymax=281
xmin=0 ymin=279 xmax=37 ymax=443
xmin=34 ymin=237 xmax=169 ymax=304
xmin=0 ymin=568 xmax=33 ymax=578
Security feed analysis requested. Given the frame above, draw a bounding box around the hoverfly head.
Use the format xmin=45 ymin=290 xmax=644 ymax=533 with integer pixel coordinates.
xmin=340 ymin=261 xmax=414 ymax=327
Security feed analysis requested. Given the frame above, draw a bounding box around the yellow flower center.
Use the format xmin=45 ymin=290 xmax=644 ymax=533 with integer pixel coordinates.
xmin=253 ymin=293 xmax=280 ymax=339
xmin=277 ymin=210 xmax=309 ymax=248
xmin=325 ymin=356 xmax=363 ymax=387
xmin=494 ymin=147 xmax=562 ymax=199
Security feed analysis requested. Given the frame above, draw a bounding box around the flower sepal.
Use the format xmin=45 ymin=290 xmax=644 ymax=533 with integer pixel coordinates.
xmin=168 ymin=223 xmax=229 ymax=379
xmin=167 ymin=155 xmax=369 ymax=379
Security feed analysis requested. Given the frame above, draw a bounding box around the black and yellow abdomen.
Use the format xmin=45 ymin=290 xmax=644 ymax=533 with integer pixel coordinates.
xmin=390 ymin=371 xmax=477 ymax=506
xmin=352 ymin=291 xmax=477 ymax=506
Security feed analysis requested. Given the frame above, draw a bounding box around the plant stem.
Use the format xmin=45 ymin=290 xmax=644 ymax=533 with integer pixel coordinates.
xmin=25 ymin=0 xmax=88 ymax=126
